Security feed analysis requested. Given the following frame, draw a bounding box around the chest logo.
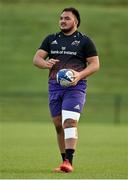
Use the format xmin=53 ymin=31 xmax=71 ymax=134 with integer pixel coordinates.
xmin=71 ymin=40 xmax=80 ymax=46
xmin=61 ymin=47 xmax=66 ymax=50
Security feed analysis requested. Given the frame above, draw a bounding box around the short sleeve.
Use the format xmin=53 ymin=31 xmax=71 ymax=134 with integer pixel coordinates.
xmin=83 ymin=36 xmax=98 ymax=58
xmin=39 ymin=35 xmax=50 ymax=53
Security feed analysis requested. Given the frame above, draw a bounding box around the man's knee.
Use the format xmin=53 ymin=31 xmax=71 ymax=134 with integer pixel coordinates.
xmin=63 ymin=119 xmax=78 ymax=139
xmin=63 ymin=119 xmax=77 ymax=128
xmin=62 ymin=110 xmax=80 ymax=126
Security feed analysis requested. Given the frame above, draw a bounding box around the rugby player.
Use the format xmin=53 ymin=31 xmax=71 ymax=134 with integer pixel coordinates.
xmin=33 ymin=7 xmax=100 ymax=173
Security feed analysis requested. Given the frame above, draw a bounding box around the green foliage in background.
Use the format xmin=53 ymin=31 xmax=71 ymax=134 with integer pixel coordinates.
xmin=0 ymin=1 xmax=128 ymax=123
xmin=0 ymin=2 xmax=128 ymax=179
xmin=1 ymin=0 xmax=128 ymax=5
xmin=0 ymin=2 xmax=128 ymax=94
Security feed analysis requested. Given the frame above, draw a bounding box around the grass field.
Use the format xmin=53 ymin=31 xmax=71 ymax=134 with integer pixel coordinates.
xmin=0 ymin=1 xmax=128 ymax=179
xmin=0 ymin=1 xmax=128 ymax=123
xmin=0 ymin=122 xmax=128 ymax=179
xmin=1 ymin=92 xmax=128 ymax=124
xmin=0 ymin=2 xmax=128 ymax=94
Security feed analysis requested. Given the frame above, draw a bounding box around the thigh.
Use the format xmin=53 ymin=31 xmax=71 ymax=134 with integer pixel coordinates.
xmin=53 ymin=115 xmax=62 ymax=129
xmin=62 ymin=90 xmax=86 ymax=113
xmin=49 ymin=91 xmax=62 ymax=117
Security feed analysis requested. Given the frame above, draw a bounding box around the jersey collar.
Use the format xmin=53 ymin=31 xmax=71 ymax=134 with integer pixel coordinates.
xmin=60 ymin=30 xmax=78 ymax=37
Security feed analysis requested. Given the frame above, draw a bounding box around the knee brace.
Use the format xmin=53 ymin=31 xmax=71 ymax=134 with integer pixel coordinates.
xmin=64 ymin=127 xmax=78 ymax=139
xmin=62 ymin=110 xmax=80 ymax=125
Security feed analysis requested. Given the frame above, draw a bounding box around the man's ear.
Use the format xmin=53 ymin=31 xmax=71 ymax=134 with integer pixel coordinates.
xmin=74 ymin=18 xmax=78 ymax=27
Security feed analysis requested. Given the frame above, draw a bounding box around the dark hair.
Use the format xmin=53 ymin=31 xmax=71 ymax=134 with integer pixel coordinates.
xmin=61 ymin=7 xmax=81 ymax=28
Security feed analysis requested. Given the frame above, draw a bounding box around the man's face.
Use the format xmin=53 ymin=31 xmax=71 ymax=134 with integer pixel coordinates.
xmin=59 ymin=11 xmax=77 ymax=33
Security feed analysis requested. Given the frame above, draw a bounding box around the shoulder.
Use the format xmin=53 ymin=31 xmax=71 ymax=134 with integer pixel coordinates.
xmin=77 ymin=32 xmax=91 ymax=41
xmin=78 ymin=32 xmax=96 ymax=46
xmin=76 ymin=32 xmax=91 ymax=43
xmin=42 ymin=32 xmax=61 ymax=44
xmin=76 ymin=31 xmax=87 ymax=38
xmin=45 ymin=32 xmax=61 ymax=39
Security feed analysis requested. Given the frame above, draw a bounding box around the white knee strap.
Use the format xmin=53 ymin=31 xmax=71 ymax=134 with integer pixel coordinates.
xmin=64 ymin=127 xmax=78 ymax=139
xmin=62 ymin=110 xmax=80 ymax=124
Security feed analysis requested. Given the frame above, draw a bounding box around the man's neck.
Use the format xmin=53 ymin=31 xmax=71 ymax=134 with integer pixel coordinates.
xmin=62 ymin=28 xmax=77 ymax=36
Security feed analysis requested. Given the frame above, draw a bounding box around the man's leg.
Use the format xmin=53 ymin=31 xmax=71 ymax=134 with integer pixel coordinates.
xmin=53 ymin=115 xmax=65 ymax=159
xmin=48 ymin=90 xmax=65 ymax=165
xmin=59 ymin=90 xmax=85 ymax=172
xmin=53 ymin=115 xmax=78 ymax=173
xmin=52 ymin=115 xmax=66 ymax=172
xmin=63 ymin=119 xmax=78 ymax=150
xmin=59 ymin=110 xmax=80 ymax=172
xmin=50 ymin=89 xmax=86 ymax=172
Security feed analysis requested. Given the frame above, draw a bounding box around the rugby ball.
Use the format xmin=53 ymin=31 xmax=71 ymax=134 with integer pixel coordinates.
xmin=56 ymin=69 xmax=74 ymax=87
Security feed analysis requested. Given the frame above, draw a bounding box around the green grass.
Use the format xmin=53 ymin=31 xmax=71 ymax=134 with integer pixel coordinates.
xmin=0 ymin=2 xmax=128 ymax=178
xmin=1 ymin=92 xmax=128 ymax=123
xmin=1 ymin=0 xmax=128 ymax=6
xmin=0 ymin=122 xmax=128 ymax=179
xmin=0 ymin=2 xmax=128 ymax=94
xmin=0 ymin=2 xmax=128 ymax=124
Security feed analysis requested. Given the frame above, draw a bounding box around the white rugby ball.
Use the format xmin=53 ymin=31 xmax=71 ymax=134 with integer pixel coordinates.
xmin=56 ymin=69 xmax=74 ymax=87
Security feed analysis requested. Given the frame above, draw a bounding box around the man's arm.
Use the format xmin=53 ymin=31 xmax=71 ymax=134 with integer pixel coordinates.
xmin=71 ymin=56 xmax=100 ymax=85
xmin=33 ymin=49 xmax=59 ymax=69
xmin=79 ymin=56 xmax=100 ymax=79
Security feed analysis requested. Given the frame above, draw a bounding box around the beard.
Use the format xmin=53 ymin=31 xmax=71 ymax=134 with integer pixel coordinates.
xmin=60 ymin=26 xmax=74 ymax=33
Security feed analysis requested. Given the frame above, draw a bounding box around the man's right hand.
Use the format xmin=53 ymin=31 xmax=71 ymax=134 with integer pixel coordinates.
xmin=45 ymin=59 xmax=60 ymax=69
xmin=33 ymin=49 xmax=59 ymax=69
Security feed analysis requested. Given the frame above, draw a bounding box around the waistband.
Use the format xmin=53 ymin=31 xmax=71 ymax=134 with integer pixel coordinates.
xmin=48 ymin=79 xmax=87 ymax=93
